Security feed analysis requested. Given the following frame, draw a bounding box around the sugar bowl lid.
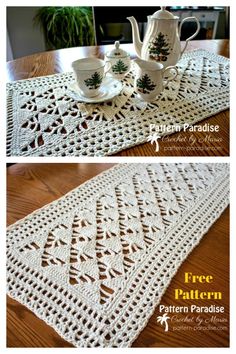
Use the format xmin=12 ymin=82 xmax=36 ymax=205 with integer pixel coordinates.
xmin=151 ymin=6 xmax=176 ymax=20
xmin=106 ymin=41 xmax=130 ymax=58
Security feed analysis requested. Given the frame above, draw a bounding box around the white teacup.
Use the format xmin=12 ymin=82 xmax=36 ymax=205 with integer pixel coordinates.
xmin=72 ymin=58 xmax=110 ymax=98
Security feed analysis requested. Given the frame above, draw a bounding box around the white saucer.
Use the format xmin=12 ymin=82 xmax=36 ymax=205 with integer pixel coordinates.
xmin=67 ymin=77 xmax=123 ymax=103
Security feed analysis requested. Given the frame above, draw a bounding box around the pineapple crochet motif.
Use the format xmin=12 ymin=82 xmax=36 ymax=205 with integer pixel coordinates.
xmin=7 ymin=163 xmax=229 ymax=347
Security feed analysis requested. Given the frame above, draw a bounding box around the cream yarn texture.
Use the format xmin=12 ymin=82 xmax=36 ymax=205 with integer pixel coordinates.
xmin=7 ymin=50 xmax=229 ymax=156
xmin=7 ymin=163 xmax=229 ymax=347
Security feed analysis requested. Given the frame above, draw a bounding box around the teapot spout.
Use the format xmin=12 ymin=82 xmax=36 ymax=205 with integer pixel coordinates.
xmin=127 ymin=16 xmax=142 ymax=58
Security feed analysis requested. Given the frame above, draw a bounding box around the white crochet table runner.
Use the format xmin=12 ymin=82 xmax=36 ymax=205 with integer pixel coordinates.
xmin=6 ymin=50 xmax=229 ymax=156
xmin=7 ymin=163 xmax=229 ymax=347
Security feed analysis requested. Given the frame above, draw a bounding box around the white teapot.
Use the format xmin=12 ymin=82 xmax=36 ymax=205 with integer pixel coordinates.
xmin=127 ymin=7 xmax=200 ymax=68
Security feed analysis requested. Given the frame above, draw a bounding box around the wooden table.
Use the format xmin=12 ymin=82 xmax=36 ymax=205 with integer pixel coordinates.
xmin=6 ymin=40 xmax=229 ymax=156
xmin=7 ymin=163 xmax=229 ymax=347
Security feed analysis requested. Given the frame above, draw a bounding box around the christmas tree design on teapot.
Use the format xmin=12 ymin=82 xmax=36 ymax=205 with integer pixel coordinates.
xmin=148 ymin=32 xmax=171 ymax=62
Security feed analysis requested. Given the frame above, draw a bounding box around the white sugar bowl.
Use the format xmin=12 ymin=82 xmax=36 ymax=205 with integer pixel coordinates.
xmin=105 ymin=41 xmax=131 ymax=79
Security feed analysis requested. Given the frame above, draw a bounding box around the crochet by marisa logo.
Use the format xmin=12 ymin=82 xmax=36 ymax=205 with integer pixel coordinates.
xmin=147 ymin=123 xmax=178 ymax=152
xmin=156 ymin=313 xmax=170 ymax=332
xmin=147 ymin=132 xmax=161 ymax=152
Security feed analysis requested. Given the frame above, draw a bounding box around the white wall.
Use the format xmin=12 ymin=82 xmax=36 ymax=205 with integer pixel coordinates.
xmin=7 ymin=7 xmax=46 ymax=60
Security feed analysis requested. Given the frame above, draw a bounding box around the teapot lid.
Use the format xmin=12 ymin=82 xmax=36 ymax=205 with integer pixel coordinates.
xmin=106 ymin=41 xmax=129 ymax=58
xmin=151 ymin=6 xmax=176 ymax=20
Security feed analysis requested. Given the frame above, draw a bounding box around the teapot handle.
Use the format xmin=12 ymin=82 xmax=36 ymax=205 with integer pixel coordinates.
xmin=179 ymin=17 xmax=201 ymax=56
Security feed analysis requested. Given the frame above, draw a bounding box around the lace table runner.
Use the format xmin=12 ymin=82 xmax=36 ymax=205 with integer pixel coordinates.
xmin=7 ymin=163 xmax=229 ymax=347
xmin=7 ymin=50 xmax=229 ymax=156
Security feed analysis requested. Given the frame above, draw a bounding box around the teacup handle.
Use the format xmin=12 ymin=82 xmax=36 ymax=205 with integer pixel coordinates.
xmin=163 ymin=66 xmax=178 ymax=87
xmin=104 ymin=61 xmax=112 ymax=76
xmin=179 ymin=17 xmax=201 ymax=55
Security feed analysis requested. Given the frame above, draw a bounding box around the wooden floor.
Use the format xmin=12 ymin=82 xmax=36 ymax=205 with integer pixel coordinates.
xmin=7 ymin=163 xmax=229 ymax=347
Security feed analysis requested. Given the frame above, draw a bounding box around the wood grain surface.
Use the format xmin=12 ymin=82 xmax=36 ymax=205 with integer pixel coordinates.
xmin=7 ymin=163 xmax=229 ymax=347
xmin=6 ymin=40 xmax=229 ymax=156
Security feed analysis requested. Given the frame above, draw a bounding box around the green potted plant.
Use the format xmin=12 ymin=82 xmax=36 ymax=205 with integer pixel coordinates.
xmin=34 ymin=6 xmax=95 ymax=49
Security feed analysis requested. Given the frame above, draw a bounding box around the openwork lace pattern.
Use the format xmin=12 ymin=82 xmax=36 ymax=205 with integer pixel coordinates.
xmin=6 ymin=50 xmax=229 ymax=156
xmin=7 ymin=163 xmax=229 ymax=347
